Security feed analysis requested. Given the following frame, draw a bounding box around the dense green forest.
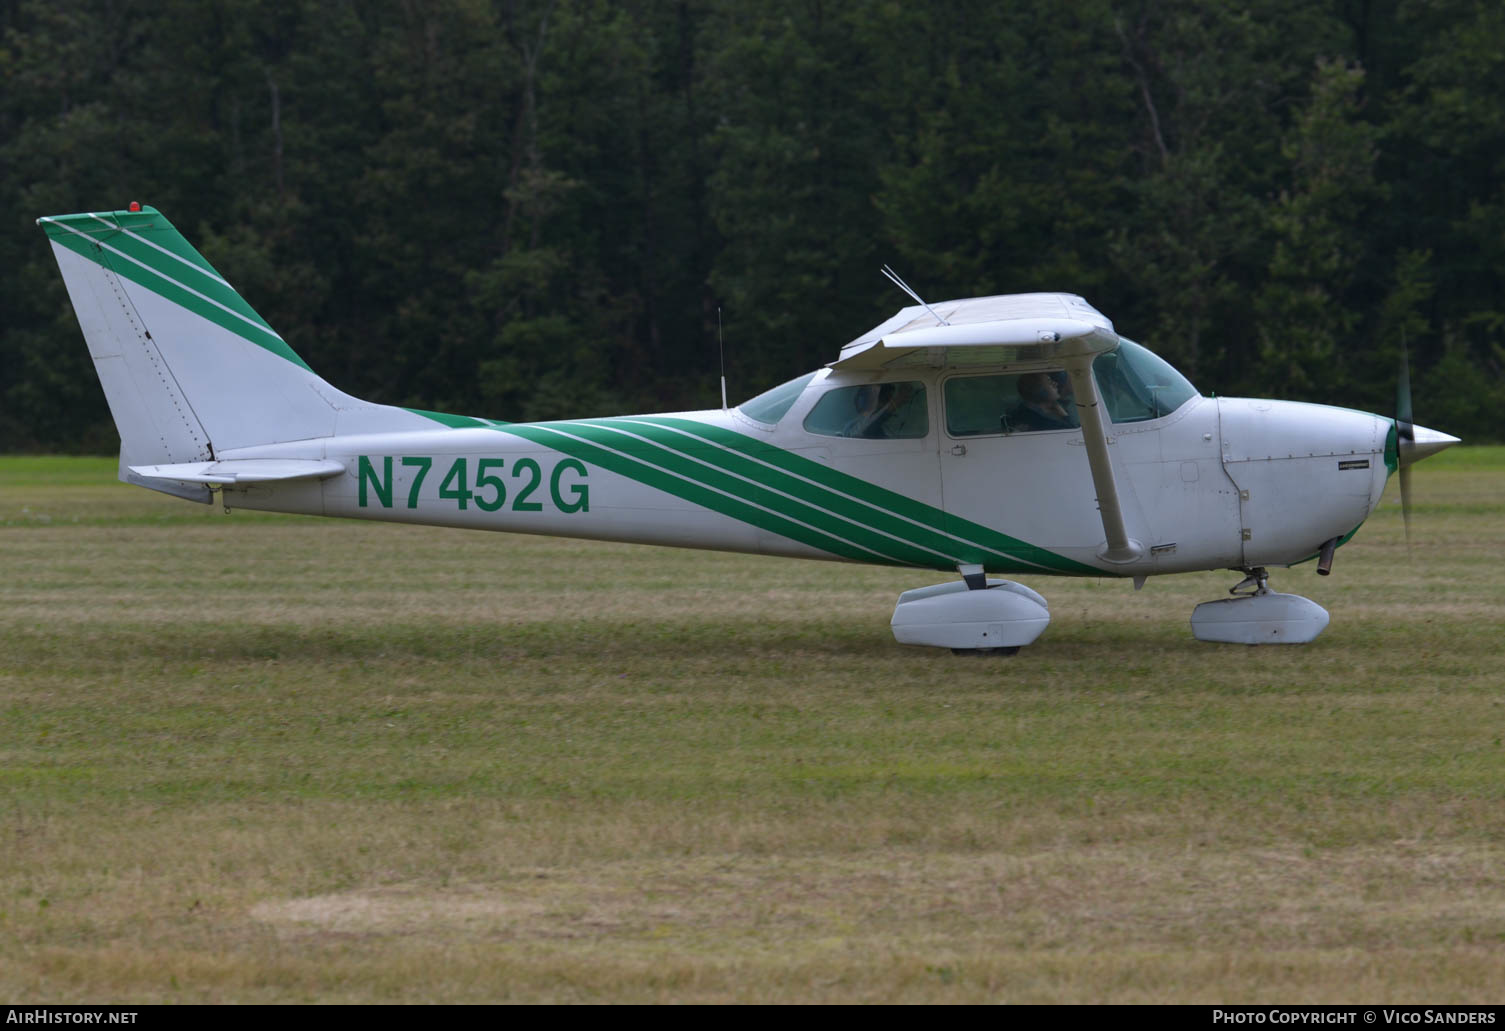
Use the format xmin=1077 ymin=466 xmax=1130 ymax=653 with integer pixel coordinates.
xmin=3 ymin=0 xmax=1503 ymax=450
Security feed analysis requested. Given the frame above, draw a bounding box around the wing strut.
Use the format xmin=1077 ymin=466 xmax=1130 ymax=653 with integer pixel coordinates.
xmin=1063 ymin=358 xmax=1143 ymax=565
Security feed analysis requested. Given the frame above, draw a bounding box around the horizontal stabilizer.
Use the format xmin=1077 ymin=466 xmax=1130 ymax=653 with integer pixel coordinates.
xmin=128 ymin=459 xmax=346 ymax=485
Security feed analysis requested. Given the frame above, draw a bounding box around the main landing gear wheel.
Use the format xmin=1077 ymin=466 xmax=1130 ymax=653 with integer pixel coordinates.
xmin=891 ymin=578 xmax=1050 ymax=654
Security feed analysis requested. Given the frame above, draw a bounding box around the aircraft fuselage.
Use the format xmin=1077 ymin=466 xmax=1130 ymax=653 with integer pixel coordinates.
xmin=218 ymin=367 xmax=1393 ymax=579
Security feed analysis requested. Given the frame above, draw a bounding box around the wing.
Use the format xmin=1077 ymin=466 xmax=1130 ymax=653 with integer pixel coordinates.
xmin=834 ymin=292 xmax=1142 ymax=564
xmin=830 ymin=293 xmax=1119 ymax=371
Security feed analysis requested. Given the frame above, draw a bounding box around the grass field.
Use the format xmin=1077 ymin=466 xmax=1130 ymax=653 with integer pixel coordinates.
xmin=2 ymin=449 xmax=1503 ymax=1003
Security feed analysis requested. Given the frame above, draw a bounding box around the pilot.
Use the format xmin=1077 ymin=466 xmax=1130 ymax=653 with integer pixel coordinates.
xmin=1013 ymin=372 xmax=1078 ymax=432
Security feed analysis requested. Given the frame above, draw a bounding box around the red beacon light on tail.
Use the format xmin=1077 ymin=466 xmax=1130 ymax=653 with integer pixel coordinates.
xmin=128 ymin=201 xmax=141 ymax=212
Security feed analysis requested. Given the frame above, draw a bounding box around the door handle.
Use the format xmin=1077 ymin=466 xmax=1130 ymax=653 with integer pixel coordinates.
xmin=949 ymin=444 xmax=967 ymax=457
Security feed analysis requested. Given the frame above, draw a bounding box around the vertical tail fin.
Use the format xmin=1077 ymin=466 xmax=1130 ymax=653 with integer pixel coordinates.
xmin=38 ymin=207 xmax=426 ymax=498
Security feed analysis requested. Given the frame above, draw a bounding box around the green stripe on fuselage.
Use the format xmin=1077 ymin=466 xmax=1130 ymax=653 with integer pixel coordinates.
xmin=563 ymin=419 xmax=957 ymax=568
xmin=502 ymin=421 xmax=893 ymax=565
xmin=403 ymin=408 xmax=497 ymax=429
xmin=407 ymin=408 xmax=1099 ymax=575
xmin=625 ymin=416 xmax=1097 ymax=574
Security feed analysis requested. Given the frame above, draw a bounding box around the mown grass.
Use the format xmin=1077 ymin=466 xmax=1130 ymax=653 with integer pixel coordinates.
xmin=2 ymin=450 xmax=1503 ymax=1002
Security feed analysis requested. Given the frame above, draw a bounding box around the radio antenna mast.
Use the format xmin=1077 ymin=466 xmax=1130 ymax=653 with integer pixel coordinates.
xmin=881 ymin=265 xmax=949 ymax=326
xmin=718 ymin=306 xmax=728 ymax=410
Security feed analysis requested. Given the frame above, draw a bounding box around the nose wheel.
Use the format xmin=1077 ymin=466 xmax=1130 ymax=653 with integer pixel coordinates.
xmin=1189 ymin=567 xmax=1329 ymax=644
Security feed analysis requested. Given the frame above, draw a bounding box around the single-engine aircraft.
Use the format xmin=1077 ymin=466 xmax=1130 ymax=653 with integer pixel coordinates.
xmin=38 ymin=206 xmax=1459 ymax=651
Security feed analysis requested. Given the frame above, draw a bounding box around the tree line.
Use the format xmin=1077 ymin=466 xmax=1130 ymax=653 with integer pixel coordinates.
xmin=2 ymin=0 xmax=1502 ymax=451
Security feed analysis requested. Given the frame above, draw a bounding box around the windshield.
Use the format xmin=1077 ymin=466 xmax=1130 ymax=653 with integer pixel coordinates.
xmin=737 ymin=372 xmax=816 ymax=425
xmin=1092 ymin=339 xmax=1198 ymax=423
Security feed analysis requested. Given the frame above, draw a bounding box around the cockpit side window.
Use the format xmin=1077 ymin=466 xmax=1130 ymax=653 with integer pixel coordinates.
xmin=944 ymin=371 xmax=1080 ymax=436
xmin=803 ymin=382 xmax=928 ymax=439
xmin=1091 ymin=339 xmax=1199 ymax=424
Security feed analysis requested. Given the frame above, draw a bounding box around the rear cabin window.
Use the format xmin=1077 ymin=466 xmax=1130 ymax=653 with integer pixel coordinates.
xmin=944 ymin=371 xmax=1080 ymax=436
xmin=803 ymin=382 xmax=928 ymax=439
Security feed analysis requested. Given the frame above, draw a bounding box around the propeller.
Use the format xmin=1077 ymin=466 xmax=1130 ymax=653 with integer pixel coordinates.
xmin=1393 ymin=336 xmax=1462 ymax=553
xmin=1396 ymin=340 xmax=1414 ymax=550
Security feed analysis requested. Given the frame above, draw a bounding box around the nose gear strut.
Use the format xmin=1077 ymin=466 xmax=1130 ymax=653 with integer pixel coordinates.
xmin=1229 ymin=567 xmax=1269 ymax=596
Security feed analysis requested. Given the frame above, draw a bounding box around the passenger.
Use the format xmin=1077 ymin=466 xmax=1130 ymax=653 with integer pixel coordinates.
xmin=1051 ymin=370 xmax=1076 ymax=411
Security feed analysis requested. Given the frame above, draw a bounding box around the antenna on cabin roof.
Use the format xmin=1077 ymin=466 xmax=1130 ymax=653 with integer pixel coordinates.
xmin=718 ymin=306 xmax=728 ymax=410
xmin=881 ymin=265 xmax=949 ymax=326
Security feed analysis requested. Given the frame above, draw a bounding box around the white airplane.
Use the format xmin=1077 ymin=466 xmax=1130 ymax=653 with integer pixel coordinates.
xmin=38 ymin=205 xmax=1459 ymax=652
